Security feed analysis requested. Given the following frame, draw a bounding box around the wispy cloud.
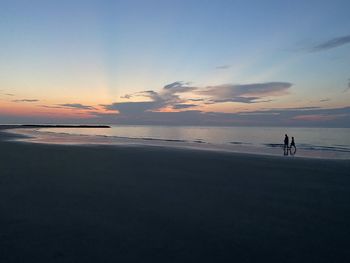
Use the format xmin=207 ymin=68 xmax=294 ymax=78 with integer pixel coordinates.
xmin=310 ymin=35 xmax=350 ymax=52
xmin=163 ymin=81 xmax=194 ymax=92
xmin=120 ymin=94 xmax=132 ymax=99
xmin=0 ymin=90 xmax=15 ymax=96
xmin=105 ymin=81 xmax=197 ymax=114
xmin=188 ymin=98 xmax=205 ymax=102
xmin=172 ymin=104 xmax=198 ymax=109
xmin=259 ymin=106 xmax=321 ymax=111
xmin=103 ymin=81 xmax=292 ymax=115
xmin=57 ymin=103 xmax=96 ymax=110
xmin=197 ymin=82 xmax=292 ymax=104
xmin=215 ymin=65 xmax=230 ymax=70
xmin=40 ymin=105 xmax=63 ymax=109
xmin=12 ymin=99 xmax=39 ymax=103
xmin=102 ymin=102 xmax=157 ymax=114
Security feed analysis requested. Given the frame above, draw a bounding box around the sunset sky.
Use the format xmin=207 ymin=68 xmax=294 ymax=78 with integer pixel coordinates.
xmin=1 ymin=0 xmax=350 ymax=126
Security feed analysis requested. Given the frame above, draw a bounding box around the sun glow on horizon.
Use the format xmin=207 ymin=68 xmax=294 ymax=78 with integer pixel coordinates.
xmin=0 ymin=1 xmax=349 ymax=126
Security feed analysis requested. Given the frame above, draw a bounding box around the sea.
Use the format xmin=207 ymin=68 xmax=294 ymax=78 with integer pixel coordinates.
xmin=8 ymin=125 xmax=350 ymax=159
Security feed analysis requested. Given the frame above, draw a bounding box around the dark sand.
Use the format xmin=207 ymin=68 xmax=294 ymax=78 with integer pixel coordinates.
xmin=1 ymin=128 xmax=350 ymax=262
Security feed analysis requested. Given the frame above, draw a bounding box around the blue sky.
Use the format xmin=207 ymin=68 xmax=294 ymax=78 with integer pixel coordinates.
xmin=1 ymin=0 xmax=350 ymax=126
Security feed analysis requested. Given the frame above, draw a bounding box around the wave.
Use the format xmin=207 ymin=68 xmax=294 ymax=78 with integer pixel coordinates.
xmin=297 ymin=144 xmax=350 ymax=153
xmin=264 ymin=143 xmax=284 ymax=148
xmin=264 ymin=143 xmax=350 ymax=153
xmin=42 ymin=131 xmax=207 ymax=145
xmin=39 ymin=129 xmax=350 ymax=153
xmin=230 ymin=141 xmax=251 ymax=145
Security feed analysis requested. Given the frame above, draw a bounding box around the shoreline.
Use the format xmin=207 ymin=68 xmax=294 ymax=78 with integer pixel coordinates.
xmin=2 ymin=125 xmax=350 ymax=160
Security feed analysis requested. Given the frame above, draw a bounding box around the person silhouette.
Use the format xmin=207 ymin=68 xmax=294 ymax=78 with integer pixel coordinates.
xmin=290 ymin=137 xmax=296 ymax=155
xmin=290 ymin=137 xmax=295 ymax=148
xmin=284 ymin=134 xmax=289 ymax=155
xmin=284 ymin=134 xmax=289 ymax=148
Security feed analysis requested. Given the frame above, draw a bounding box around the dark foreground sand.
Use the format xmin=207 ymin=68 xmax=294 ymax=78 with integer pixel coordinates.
xmin=1 ymin=129 xmax=350 ymax=263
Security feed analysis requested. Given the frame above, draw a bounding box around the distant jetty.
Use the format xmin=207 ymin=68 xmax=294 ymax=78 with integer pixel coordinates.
xmin=20 ymin=125 xmax=111 ymax=128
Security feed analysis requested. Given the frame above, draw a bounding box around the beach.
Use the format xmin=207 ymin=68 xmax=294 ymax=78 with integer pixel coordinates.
xmin=1 ymin=127 xmax=350 ymax=262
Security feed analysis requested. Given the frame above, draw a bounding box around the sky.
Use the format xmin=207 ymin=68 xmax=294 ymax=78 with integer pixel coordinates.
xmin=0 ymin=0 xmax=350 ymax=126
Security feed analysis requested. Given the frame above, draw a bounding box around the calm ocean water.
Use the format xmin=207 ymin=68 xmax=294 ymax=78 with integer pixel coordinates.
xmin=9 ymin=125 xmax=350 ymax=159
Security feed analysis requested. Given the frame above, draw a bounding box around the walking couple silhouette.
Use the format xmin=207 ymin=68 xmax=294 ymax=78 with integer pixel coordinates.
xmin=284 ymin=134 xmax=296 ymax=156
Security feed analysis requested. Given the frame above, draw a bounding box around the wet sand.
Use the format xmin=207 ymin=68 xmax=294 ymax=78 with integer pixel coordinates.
xmin=1 ymin=128 xmax=350 ymax=262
